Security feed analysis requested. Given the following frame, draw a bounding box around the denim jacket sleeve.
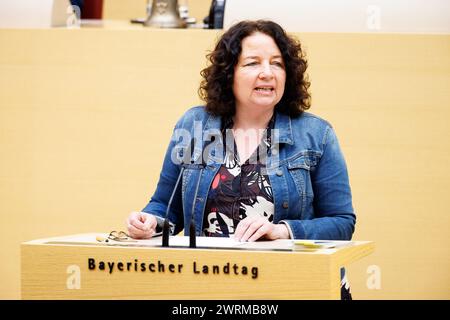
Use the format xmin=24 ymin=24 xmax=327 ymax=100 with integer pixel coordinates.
xmin=281 ymin=126 xmax=356 ymax=240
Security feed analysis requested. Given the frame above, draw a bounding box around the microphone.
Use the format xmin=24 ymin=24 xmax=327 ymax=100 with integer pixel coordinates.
xmin=162 ymin=165 xmax=185 ymax=247
xmin=162 ymin=136 xmax=200 ymax=248
xmin=188 ymin=129 xmax=218 ymax=248
xmin=189 ymin=162 xmax=205 ymax=248
xmin=162 ymin=133 xmax=210 ymax=248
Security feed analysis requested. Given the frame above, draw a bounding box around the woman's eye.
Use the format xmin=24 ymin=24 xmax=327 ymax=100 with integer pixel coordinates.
xmin=244 ymin=62 xmax=257 ymax=66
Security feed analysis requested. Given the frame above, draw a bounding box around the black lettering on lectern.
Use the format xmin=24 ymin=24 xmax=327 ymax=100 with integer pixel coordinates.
xmin=158 ymin=260 xmax=165 ymax=272
xmin=251 ymin=267 xmax=258 ymax=279
xmin=223 ymin=262 xmax=230 ymax=274
xmin=191 ymin=262 xmax=259 ymax=279
xmin=87 ymin=258 xmax=258 ymax=279
xmin=88 ymin=258 xmax=95 ymax=270
xmin=193 ymin=261 xmax=200 ymax=274
xmin=241 ymin=266 xmax=248 ymax=275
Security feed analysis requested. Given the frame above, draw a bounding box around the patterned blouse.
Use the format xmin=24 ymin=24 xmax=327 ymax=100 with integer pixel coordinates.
xmin=202 ymin=116 xmax=275 ymax=237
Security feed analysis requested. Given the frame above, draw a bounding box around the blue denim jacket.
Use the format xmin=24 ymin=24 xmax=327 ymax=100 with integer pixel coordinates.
xmin=142 ymin=106 xmax=355 ymax=240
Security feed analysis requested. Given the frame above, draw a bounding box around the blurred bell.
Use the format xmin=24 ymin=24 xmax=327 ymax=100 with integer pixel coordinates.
xmin=144 ymin=0 xmax=187 ymax=28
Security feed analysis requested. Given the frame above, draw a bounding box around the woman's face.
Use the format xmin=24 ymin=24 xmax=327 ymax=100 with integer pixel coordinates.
xmin=233 ymin=32 xmax=286 ymax=114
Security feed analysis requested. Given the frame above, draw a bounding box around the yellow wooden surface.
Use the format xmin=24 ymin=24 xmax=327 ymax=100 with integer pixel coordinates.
xmin=21 ymin=234 xmax=373 ymax=299
xmin=1 ymin=22 xmax=449 ymax=299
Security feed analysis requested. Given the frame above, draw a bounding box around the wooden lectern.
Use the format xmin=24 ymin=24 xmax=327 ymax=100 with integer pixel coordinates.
xmin=21 ymin=234 xmax=374 ymax=299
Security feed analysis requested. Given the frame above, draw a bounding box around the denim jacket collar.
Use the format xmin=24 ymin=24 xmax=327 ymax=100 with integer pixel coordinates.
xmin=273 ymin=111 xmax=294 ymax=145
xmin=203 ymin=112 xmax=221 ymax=132
xmin=203 ymin=110 xmax=294 ymax=146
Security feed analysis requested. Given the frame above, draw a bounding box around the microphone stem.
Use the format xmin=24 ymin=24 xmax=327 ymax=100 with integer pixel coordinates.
xmin=162 ymin=166 xmax=185 ymax=247
xmin=190 ymin=167 xmax=203 ymax=248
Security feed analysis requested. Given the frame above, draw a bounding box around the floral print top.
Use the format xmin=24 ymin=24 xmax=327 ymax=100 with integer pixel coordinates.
xmin=202 ymin=115 xmax=275 ymax=237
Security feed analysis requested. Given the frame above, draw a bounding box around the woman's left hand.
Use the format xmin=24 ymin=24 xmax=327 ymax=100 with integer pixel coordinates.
xmin=234 ymin=216 xmax=290 ymax=242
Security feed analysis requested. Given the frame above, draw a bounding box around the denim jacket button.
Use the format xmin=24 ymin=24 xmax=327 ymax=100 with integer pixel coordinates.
xmin=276 ymin=169 xmax=283 ymax=176
xmin=282 ymin=201 xmax=289 ymax=209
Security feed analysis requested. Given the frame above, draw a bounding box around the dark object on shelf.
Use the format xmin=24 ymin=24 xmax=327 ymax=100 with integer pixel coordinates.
xmin=203 ymin=0 xmax=226 ymax=29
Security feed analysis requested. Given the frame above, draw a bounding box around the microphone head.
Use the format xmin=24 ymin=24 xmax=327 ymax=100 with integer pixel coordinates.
xmin=162 ymin=219 xmax=170 ymax=247
xmin=189 ymin=220 xmax=196 ymax=248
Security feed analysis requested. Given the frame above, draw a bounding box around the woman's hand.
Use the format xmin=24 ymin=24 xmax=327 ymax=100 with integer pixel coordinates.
xmin=126 ymin=211 xmax=157 ymax=239
xmin=234 ymin=216 xmax=290 ymax=242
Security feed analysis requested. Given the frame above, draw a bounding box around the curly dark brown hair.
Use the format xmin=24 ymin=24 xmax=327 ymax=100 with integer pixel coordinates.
xmin=199 ymin=20 xmax=311 ymax=118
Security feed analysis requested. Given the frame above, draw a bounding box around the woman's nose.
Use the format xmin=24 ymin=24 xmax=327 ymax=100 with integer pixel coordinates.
xmin=259 ymin=65 xmax=274 ymax=79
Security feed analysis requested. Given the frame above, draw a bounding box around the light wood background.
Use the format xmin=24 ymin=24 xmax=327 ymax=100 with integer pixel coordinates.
xmin=0 ymin=20 xmax=449 ymax=299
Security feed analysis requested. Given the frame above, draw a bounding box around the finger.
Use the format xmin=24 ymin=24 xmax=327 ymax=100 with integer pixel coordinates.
xmin=142 ymin=214 xmax=157 ymax=230
xmin=234 ymin=217 xmax=253 ymax=240
xmin=138 ymin=212 xmax=149 ymax=223
xmin=128 ymin=211 xmax=144 ymax=225
xmin=127 ymin=223 xmax=144 ymax=238
xmin=127 ymin=223 xmax=154 ymax=239
xmin=129 ymin=213 xmax=146 ymax=231
xmin=248 ymin=223 xmax=271 ymax=242
xmin=240 ymin=219 xmax=265 ymax=242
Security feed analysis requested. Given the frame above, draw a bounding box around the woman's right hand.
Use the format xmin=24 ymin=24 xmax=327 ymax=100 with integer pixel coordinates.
xmin=126 ymin=211 xmax=157 ymax=239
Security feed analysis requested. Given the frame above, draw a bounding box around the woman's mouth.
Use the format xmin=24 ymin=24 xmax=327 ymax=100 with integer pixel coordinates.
xmin=254 ymin=86 xmax=275 ymax=94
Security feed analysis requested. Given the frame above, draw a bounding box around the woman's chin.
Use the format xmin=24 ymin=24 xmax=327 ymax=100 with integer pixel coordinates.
xmin=251 ymin=100 xmax=279 ymax=110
